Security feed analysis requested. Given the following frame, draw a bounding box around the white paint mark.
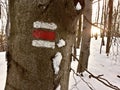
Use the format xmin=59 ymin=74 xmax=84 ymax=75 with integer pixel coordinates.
xmin=32 ymin=40 xmax=55 ymax=49
xmin=33 ymin=21 xmax=57 ymax=30
xmin=57 ymin=39 xmax=66 ymax=48
xmin=52 ymin=52 xmax=62 ymax=74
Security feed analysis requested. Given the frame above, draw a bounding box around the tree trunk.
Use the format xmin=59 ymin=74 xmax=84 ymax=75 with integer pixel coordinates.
xmin=76 ymin=16 xmax=82 ymax=48
xmin=106 ymin=0 xmax=113 ymax=56
xmin=0 ymin=5 xmax=1 ymax=19
xmin=5 ymin=0 xmax=77 ymax=90
xmin=100 ymin=0 xmax=105 ymax=54
xmin=77 ymin=0 xmax=92 ymax=73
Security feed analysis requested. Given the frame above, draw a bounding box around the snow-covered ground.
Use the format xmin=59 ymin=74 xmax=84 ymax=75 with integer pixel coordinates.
xmin=69 ymin=37 xmax=120 ymax=90
xmin=0 ymin=52 xmax=7 ymax=90
xmin=0 ymin=37 xmax=120 ymax=90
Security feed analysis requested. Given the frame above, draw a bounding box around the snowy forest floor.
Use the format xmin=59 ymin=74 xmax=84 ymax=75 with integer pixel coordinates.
xmin=0 ymin=37 xmax=120 ymax=90
xmin=69 ymin=37 xmax=120 ymax=90
xmin=0 ymin=51 xmax=7 ymax=90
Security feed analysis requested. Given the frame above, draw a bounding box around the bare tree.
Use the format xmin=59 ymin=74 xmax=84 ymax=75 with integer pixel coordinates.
xmin=77 ymin=0 xmax=92 ymax=73
xmin=100 ymin=0 xmax=107 ymax=54
xmin=106 ymin=0 xmax=113 ymax=55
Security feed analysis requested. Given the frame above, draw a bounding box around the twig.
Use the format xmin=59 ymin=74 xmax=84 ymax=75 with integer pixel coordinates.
xmin=70 ymin=72 xmax=80 ymax=90
xmin=71 ymin=54 xmax=120 ymax=90
xmin=92 ymin=0 xmax=102 ymax=4
xmin=70 ymin=68 xmax=95 ymax=90
xmin=117 ymin=75 xmax=120 ymax=78
xmin=84 ymin=15 xmax=106 ymax=31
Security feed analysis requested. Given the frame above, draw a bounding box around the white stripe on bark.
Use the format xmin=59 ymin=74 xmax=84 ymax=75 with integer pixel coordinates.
xmin=32 ymin=40 xmax=55 ymax=49
xmin=33 ymin=21 xmax=57 ymax=30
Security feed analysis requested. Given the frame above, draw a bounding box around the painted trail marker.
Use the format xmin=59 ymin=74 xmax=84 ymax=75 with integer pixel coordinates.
xmin=32 ymin=21 xmax=57 ymax=49
xmin=32 ymin=29 xmax=55 ymax=41
xmin=33 ymin=21 xmax=57 ymax=30
xmin=32 ymin=40 xmax=55 ymax=49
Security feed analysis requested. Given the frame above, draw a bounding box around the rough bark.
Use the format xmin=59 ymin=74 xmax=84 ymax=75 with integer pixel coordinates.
xmin=77 ymin=0 xmax=92 ymax=73
xmin=5 ymin=0 xmax=77 ymax=90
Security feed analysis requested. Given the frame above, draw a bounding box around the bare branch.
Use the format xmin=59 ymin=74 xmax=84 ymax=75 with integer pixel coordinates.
xmin=71 ymin=54 xmax=120 ymax=90
xmin=70 ymin=68 xmax=95 ymax=90
xmin=84 ymin=15 xmax=106 ymax=31
xmin=92 ymin=0 xmax=102 ymax=4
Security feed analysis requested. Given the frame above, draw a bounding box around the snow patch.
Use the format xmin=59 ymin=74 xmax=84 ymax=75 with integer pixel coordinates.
xmin=57 ymin=39 xmax=66 ymax=48
xmin=75 ymin=2 xmax=81 ymax=11
xmin=55 ymin=84 xmax=61 ymax=90
xmin=0 ymin=52 xmax=7 ymax=90
xmin=52 ymin=52 xmax=62 ymax=74
xmin=33 ymin=21 xmax=57 ymax=30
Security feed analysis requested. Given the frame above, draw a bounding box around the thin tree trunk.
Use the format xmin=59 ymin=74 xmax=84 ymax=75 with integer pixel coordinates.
xmin=113 ymin=0 xmax=119 ymax=37
xmin=100 ymin=0 xmax=105 ymax=54
xmin=77 ymin=0 xmax=92 ymax=73
xmin=0 ymin=4 xmax=1 ymax=19
xmin=76 ymin=16 xmax=82 ymax=48
xmin=106 ymin=0 xmax=113 ymax=55
xmin=97 ymin=0 xmax=100 ymax=26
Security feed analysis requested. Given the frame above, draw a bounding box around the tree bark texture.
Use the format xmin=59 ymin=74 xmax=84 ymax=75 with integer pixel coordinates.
xmin=77 ymin=0 xmax=92 ymax=73
xmin=5 ymin=0 xmax=77 ymax=90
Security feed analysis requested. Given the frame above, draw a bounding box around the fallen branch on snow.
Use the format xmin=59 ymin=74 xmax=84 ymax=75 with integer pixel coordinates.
xmin=70 ymin=68 xmax=95 ymax=90
xmin=71 ymin=54 xmax=120 ymax=90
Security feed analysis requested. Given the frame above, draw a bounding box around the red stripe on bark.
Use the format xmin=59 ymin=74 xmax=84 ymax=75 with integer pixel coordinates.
xmin=32 ymin=29 xmax=55 ymax=41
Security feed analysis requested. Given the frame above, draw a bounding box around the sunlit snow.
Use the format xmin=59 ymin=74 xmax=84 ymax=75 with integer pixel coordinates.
xmin=69 ymin=37 xmax=120 ymax=90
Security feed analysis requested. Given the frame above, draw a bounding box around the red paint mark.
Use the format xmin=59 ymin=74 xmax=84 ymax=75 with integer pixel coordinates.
xmin=32 ymin=29 xmax=55 ymax=41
